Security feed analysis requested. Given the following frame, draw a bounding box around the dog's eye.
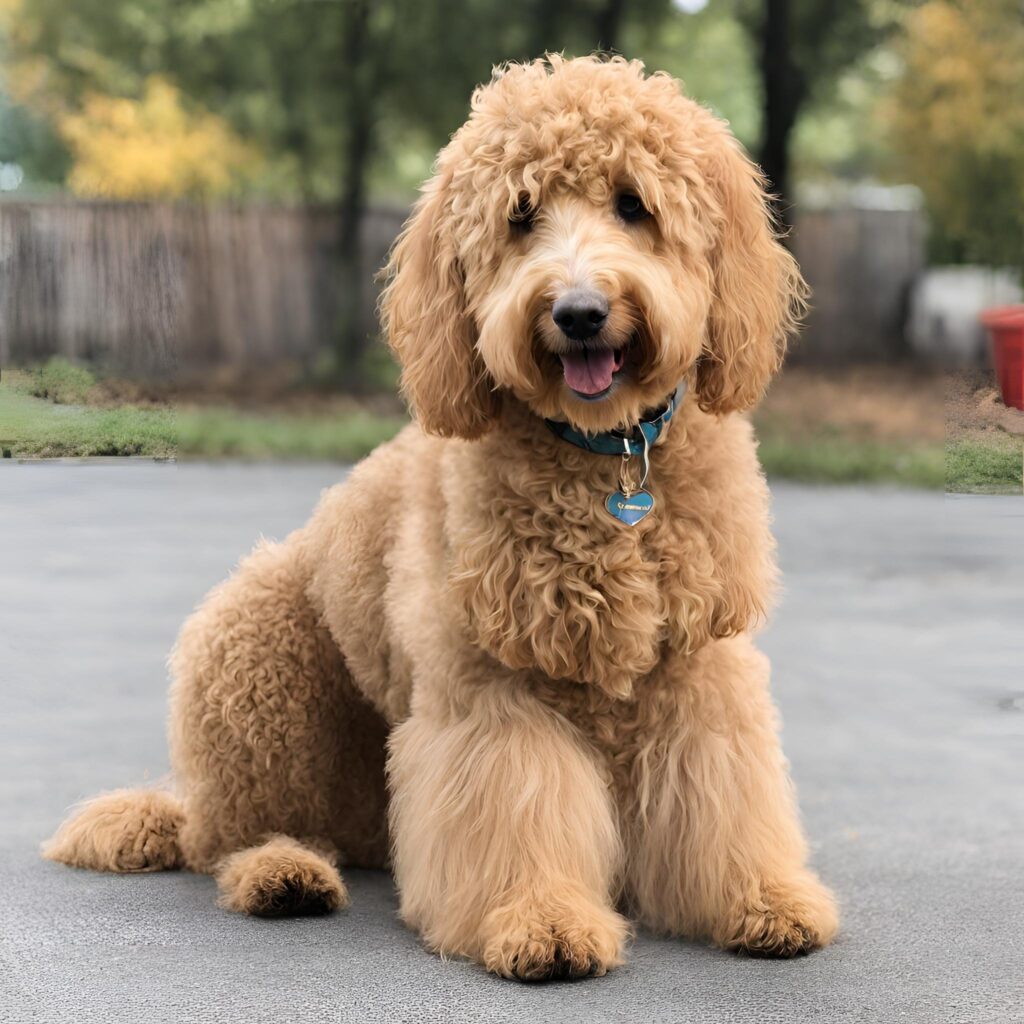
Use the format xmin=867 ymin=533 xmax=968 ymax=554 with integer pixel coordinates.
xmin=509 ymin=194 xmax=534 ymax=233
xmin=616 ymin=192 xmax=650 ymax=223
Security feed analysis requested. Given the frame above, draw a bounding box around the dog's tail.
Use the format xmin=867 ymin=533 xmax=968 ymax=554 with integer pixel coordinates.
xmin=42 ymin=788 xmax=184 ymax=873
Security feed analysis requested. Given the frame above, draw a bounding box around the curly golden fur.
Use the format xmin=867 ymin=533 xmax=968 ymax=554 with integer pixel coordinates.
xmin=45 ymin=56 xmax=837 ymax=980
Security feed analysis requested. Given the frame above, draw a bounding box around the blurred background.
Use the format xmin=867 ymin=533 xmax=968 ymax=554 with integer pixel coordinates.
xmin=0 ymin=0 xmax=1021 ymax=491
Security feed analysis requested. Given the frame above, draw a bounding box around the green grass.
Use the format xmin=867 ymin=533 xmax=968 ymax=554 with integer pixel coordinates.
xmin=0 ymin=369 xmax=407 ymax=460
xmin=4 ymin=362 xmax=992 ymax=492
xmin=756 ymin=432 xmax=945 ymax=489
xmin=25 ymin=357 xmax=99 ymax=405
xmin=175 ymin=407 xmax=407 ymax=460
xmin=0 ymin=381 xmax=177 ymax=457
xmin=945 ymin=437 xmax=1024 ymax=495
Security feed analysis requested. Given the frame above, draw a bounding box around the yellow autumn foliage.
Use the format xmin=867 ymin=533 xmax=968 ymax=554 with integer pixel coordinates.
xmin=59 ymin=77 xmax=259 ymax=200
xmin=888 ymin=0 xmax=1024 ymax=264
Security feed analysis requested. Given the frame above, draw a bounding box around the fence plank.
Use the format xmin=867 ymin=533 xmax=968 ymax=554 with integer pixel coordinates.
xmin=792 ymin=208 xmax=925 ymax=363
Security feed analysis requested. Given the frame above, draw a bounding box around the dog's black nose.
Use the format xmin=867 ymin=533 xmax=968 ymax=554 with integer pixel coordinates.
xmin=552 ymin=289 xmax=609 ymax=341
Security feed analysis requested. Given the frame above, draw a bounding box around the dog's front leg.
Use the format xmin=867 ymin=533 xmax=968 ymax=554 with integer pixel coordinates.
xmin=388 ymin=679 xmax=628 ymax=980
xmin=627 ymin=636 xmax=839 ymax=956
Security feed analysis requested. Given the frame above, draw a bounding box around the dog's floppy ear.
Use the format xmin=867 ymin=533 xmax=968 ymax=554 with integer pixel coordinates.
xmin=380 ymin=172 xmax=498 ymax=439
xmin=695 ymin=134 xmax=807 ymax=415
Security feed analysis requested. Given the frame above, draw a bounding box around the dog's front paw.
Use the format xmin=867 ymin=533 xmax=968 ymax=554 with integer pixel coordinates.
xmin=721 ymin=871 xmax=838 ymax=958
xmin=215 ymin=836 xmax=348 ymax=917
xmin=479 ymin=895 xmax=628 ymax=981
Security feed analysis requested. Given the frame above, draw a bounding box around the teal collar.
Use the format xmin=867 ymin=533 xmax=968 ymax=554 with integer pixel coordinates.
xmin=544 ymin=383 xmax=685 ymax=456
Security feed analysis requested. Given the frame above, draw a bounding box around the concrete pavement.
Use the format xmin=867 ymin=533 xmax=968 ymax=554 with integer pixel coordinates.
xmin=1 ymin=464 xmax=1021 ymax=1023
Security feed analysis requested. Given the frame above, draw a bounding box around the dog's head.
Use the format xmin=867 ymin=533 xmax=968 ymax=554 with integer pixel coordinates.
xmin=381 ymin=55 xmax=806 ymax=438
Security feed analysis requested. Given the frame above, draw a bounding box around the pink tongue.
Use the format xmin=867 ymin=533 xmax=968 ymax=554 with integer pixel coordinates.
xmin=559 ymin=348 xmax=617 ymax=395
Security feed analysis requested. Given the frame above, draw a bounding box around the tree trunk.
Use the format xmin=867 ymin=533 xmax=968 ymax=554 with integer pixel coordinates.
xmin=335 ymin=0 xmax=376 ymax=389
xmin=529 ymin=0 xmax=563 ymax=59
xmin=759 ymin=0 xmax=805 ymax=227
xmin=594 ymin=0 xmax=627 ymax=51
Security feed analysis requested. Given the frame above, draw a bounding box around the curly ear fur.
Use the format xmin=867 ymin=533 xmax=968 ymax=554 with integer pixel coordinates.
xmin=696 ymin=134 xmax=808 ymax=415
xmin=380 ymin=174 xmax=499 ymax=439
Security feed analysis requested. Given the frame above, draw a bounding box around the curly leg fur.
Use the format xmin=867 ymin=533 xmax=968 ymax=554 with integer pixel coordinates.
xmin=168 ymin=536 xmax=389 ymax=875
xmin=388 ymin=686 xmax=628 ymax=981
xmin=43 ymin=789 xmax=184 ymax=873
xmin=626 ymin=638 xmax=838 ymax=957
xmin=216 ymin=835 xmax=348 ymax=917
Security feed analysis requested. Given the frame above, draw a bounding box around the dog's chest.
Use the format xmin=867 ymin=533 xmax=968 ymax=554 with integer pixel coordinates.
xmin=446 ymin=468 xmax=721 ymax=698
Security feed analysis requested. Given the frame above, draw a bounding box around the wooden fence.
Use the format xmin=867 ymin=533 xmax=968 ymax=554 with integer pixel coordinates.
xmin=0 ymin=201 xmax=406 ymax=375
xmin=0 ymin=199 xmax=924 ymax=375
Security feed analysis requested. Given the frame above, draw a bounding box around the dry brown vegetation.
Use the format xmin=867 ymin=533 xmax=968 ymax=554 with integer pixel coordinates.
xmin=945 ymin=370 xmax=1024 ymax=441
xmin=760 ymin=365 xmax=945 ymax=445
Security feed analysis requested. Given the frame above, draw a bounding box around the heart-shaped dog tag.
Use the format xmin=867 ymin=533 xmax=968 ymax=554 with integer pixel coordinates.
xmin=605 ymin=489 xmax=654 ymax=526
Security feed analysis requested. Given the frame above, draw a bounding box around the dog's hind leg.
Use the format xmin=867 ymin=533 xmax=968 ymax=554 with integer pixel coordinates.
xmin=43 ymin=788 xmax=184 ymax=873
xmin=167 ymin=532 xmax=390 ymax=891
xmin=46 ymin=515 xmax=389 ymax=917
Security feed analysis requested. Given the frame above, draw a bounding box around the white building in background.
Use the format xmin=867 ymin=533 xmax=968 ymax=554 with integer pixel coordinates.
xmin=908 ymin=268 xmax=1024 ymax=367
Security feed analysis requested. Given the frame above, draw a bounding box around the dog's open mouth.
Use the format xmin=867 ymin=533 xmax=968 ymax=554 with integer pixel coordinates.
xmin=558 ymin=345 xmax=628 ymax=401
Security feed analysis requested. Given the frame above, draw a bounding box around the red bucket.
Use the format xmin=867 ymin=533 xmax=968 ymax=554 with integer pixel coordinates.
xmin=980 ymin=305 xmax=1024 ymax=411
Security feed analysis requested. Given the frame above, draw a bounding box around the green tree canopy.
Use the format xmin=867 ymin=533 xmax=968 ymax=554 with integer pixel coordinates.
xmin=887 ymin=0 xmax=1024 ymax=269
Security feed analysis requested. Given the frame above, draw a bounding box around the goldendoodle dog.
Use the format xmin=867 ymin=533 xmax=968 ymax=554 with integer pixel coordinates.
xmin=46 ymin=55 xmax=838 ymax=980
